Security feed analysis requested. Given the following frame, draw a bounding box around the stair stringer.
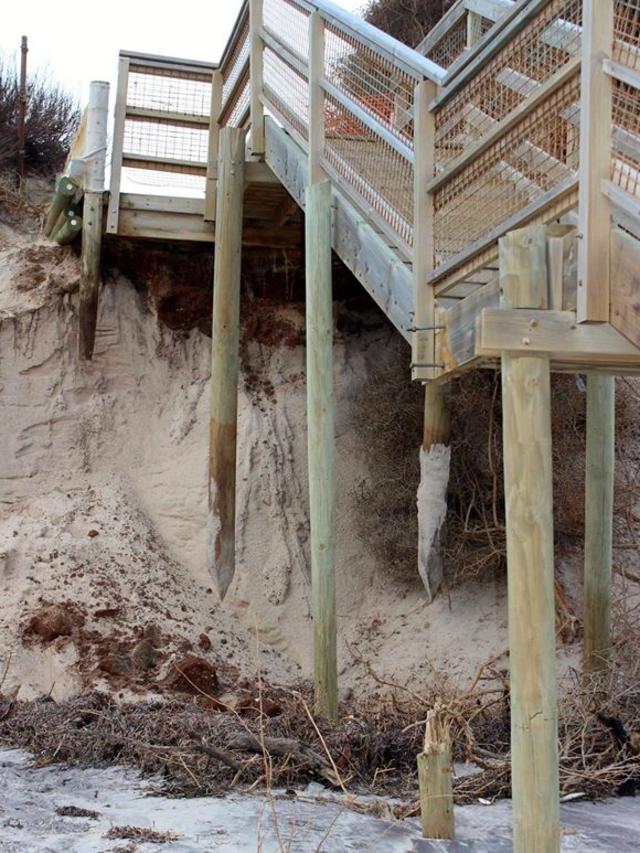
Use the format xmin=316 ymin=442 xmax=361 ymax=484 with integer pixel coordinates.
xmin=264 ymin=118 xmax=414 ymax=343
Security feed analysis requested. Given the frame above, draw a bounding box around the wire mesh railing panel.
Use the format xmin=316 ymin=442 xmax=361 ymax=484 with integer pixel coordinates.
xmin=426 ymin=14 xmax=468 ymax=68
xmin=324 ymin=23 xmax=418 ymax=149
xmin=612 ymin=78 xmax=640 ymax=199
xmin=123 ymin=119 xmax=209 ymax=166
xmin=324 ymin=92 xmax=414 ymax=248
xmin=263 ymin=46 xmax=309 ymax=139
xmin=221 ymin=17 xmax=250 ymax=112
xmin=614 ymin=0 xmax=640 ymax=72
xmin=263 ymin=0 xmax=310 ymax=60
xmin=221 ymin=71 xmax=251 ymax=127
xmin=432 ymin=72 xmax=580 ymax=271
xmin=434 ymin=0 xmax=583 ymax=172
xmin=121 ymin=167 xmax=206 ymax=195
xmin=128 ymin=70 xmax=212 ymax=116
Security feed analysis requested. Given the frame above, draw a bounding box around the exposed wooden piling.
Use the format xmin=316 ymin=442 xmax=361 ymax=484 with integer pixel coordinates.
xmin=417 ymin=706 xmax=454 ymax=840
xmin=305 ymin=180 xmax=337 ymax=720
xmin=418 ymin=381 xmax=450 ymax=601
xmin=208 ymin=127 xmax=246 ymax=600
xmin=78 ymin=80 xmax=109 ymax=360
xmin=422 ymin=382 xmax=449 ymax=450
xmin=44 ymin=177 xmax=78 ymax=238
xmin=584 ymin=373 xmax=615 ymax=673
xmin=500 ymin=227 xmax=560 ymax=853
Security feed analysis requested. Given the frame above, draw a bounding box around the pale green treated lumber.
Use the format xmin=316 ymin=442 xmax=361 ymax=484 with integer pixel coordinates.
xmin=584 ymin=373 xmax=615 ymax=673
xmin=44 ymin=176 xmax=78 ymax=237
xmin=500 ymin=226 xmax=560 ymax=853
xmin=52 ymin=213 xmax=82 ymax=246
xmin=417 ymin=707 xmax=454 ymax=839
xmin=305 ymin=179 xmax=337 ymax=721
xmin=208 ymin=127 xmax=246 ymax=600
xmin=78 ymin=192 xmax=103 ymax=358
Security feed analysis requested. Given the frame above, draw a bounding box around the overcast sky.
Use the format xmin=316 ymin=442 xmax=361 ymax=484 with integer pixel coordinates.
xmin=1 ymin=0 xmax=365 ymax=102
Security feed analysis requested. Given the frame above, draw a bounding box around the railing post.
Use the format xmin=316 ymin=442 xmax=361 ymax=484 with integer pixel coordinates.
xmin=205 ymin=69 xmax=223 ymax=222
xmin=412 ymin=78 xmax=436 ymax=381
xmin=577 ymin=0 xmax=614 ymax=323
xmin=308 ymin=10 xmax=326 ymax=185
xmin=106 ymin=55 xmax=130 ymax=235
xmin=249 ymin=0 xmax=265 ymax=156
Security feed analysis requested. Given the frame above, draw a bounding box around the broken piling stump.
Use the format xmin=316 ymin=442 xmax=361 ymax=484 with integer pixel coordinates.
xmin=417 ymin=705 xmax=454 ymax=840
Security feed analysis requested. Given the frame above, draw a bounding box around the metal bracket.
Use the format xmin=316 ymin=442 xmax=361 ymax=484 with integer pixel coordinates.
xmin=407 ymin=324 xmax=446 ymax=333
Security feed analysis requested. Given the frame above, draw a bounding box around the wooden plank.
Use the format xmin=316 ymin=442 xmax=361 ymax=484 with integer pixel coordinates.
xmin=610 ymin=226 xmax=640 ymax=349
xmin=577 ymin=0 xmax=613 ymax=322
xmin=125 ymin=106 xmax=210 ymax=127
xmin=121 ymin=153 xmax=207 ymax=175
xmin=437 ymin=278 xmax=499 ymax=374
xmin=208 ymin=128 xmax=246 ymax=600
xmin=500 ymin=226 xmax=560 ymax=853
xmin=477 ymin=308 xmax=640 ymax=364
xmin=106 ymin=56 xmax=130 ymax=235
xmin=583 ymin=373 xmax=615 ymax=673
xmin=118 ymin=193 xmax=205 ymax=215
xmin=546 ymin=224 xmax=576 ymax=310
xmin=305 ymin=180 xmax=337 ymax=721
xmin=603 ymin=56 xmax=640 ymax=91
xmin=415 ymin=0 xmax=467 ymax=58
xmin=498 ymin=225 xmax=548 ymax=308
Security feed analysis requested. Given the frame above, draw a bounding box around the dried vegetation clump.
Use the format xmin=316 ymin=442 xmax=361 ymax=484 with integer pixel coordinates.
xmin=2 ymin=602 xmax=640 ymax=809
xmin=363 ymin=0 xmax=456 ymax=46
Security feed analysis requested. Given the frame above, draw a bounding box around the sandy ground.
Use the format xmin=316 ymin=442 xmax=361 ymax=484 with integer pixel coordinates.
xmin=0 ymin=228 xmax=580 ymax=700
xmin=1 ymin=749 xmax=638 ymax=852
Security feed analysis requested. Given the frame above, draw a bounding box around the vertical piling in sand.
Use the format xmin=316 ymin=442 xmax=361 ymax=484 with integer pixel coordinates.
xmin=305 ymin=180 xmax=337 ymax=721
xmin=79 ymin=80 xmax=109 ymax=360
xmin=417 ymin=706 xmax=454 ymax=839
xmin=418 ymin=382 xmax=450 ymax=601
xmin=584 ymin=374 xmax=615 ymax=673
xmin=208 ymin=127 xmax=246 ymax=600
xmin=500 ymin=226 xmax=560 ymax=853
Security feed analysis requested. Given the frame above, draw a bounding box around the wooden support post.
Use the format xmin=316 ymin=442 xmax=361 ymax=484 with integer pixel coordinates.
xmin=584 ymin=374 xmax=615 ymax=673
xmin=423 ymin=382 xmax=450 ymax=450
xmin=308 ymin=11 xmax=326 ymax=185
xmin=417 ymin=706 xmax=454 ymax=840
xmin=412 ymin=78 xmax=437 ymax=381
xmin=249 ymin=0 xmax=265 ymax=156
xmin=577 ymin=0 xmax=613 ymax=322
xmin=500 ymin=226 xmax=560 ymax=853
xmin=466 ymin=11 xmax=483 ymax=48
xmin=79 ymin=80 xmax=109 ymax=360
xmin=208 ymin=127 xmax=246 ymax=600
xmin=17 ymin=36 xmax=28 ymax=186
xmin=306 ymin=180 xmax=337 ymax=720
xmin=204 ymin=70 xmax=223 ymax=222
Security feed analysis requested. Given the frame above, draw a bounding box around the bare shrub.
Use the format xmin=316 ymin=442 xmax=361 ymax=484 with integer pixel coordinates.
xmin=363 ymin=0 xmax=456 ymax=46
xmin=0 ymin=54 xmax=79 ymax=177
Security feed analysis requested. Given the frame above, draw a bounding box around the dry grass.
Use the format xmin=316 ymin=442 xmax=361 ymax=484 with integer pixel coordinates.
xmin=363 ymin=0 xmax=456 ymax=47
xmin=2 ymin=596 xmax=640 ymax=808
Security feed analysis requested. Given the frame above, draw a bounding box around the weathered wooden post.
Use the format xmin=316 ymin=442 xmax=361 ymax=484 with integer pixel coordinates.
xmin=500 ymin=226 xmax=560 ymax=853
xmin=584 ymin=374 xmax=615 ymax=673
xmin=208 ymin=127 xmax=246 ymax=600
xmin=417 ymin=706 xmax=454 ymax=839
xmin=249 ymin=0 xmax=265 ymax=156
xmin=306 ymin=9 xmax=337 ymax=719
xmin=17 ymin=36 xmax=28 ymax=185
xmin=305 ymin=179 xmax=337 ymax=721
xmin=79 ymin=80 xmax=109 ymax=360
